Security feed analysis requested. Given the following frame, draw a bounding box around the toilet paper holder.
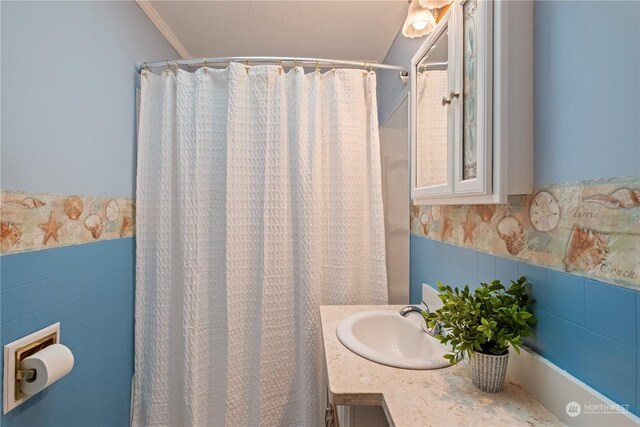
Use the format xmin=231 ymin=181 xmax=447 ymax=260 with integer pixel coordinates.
xmin=13 ymin=330 xmax=58 ymax=400
xmin=3 ymin=323 xmax=61 ymax=414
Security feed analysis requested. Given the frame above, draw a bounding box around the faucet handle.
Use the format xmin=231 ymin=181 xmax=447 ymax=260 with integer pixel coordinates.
xmin=421 ymin=320 xmax=444 ymax=337
xmin=419 ymin=302 xmax=444 ymax=337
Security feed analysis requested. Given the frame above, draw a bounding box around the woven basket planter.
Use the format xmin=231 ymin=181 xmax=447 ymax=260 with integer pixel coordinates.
xmin=470 ymin=350 xmax=509 ymax=393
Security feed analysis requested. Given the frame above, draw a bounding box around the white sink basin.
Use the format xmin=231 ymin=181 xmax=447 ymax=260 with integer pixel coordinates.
xmin=336 ymin=309 xmax=451 ymax=370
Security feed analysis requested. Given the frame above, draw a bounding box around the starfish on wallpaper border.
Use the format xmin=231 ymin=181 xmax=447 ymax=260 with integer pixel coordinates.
xmin=461 ymin=211 xmax=476 ymax=244
xmin=39 ymin=211 xmax=62 ymax=245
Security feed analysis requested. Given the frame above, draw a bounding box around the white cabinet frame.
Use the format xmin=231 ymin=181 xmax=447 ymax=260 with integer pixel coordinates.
xmin=410 ymin=0 xmax=533 ymax=205
xmin=410 ymin=14 xmax=454 ymax=200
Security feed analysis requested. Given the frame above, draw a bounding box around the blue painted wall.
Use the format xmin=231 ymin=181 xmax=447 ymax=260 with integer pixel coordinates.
xmin=534 ymin=0 xmax=640 ymax=184
xmin=1 ymin=1 xmax=176 ymax=198
xmin=377 ymin=34 xmax=423 ymax=125
xmin=380 ymin=0 xmax=640 ymax=417
xmin=0 ymin=1 xmax=176 ymax=426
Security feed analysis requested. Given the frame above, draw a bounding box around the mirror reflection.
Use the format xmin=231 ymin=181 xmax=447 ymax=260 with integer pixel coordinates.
xmin=415 ymin=26 xmax=449 ymax=188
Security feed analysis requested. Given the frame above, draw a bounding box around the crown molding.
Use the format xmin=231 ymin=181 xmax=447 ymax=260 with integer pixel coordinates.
xmin=136 ymin=0 xmax=191 ymax=59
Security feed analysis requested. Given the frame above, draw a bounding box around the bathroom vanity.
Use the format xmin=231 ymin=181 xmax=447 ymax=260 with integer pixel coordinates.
xmin=321 ymin=305 xmax=564 ymax=426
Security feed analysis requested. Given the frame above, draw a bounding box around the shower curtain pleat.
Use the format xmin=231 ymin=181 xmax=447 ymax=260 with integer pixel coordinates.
xmin=133 ymin=63 xmax=387 ymax=427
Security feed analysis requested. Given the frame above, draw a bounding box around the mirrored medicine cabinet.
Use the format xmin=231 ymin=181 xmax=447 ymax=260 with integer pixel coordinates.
xmin=411 ymin=0 xmax=534 ymax=205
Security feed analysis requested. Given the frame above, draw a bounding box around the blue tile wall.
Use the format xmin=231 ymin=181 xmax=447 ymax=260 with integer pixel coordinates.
xmin=494 ymin=257 xmax=518 ymax=286
xmin=476 ymin=252 xmax=495 ymax=286
xmin=518 ymin=263 xmax=548 ymax=310
xmin=409 ymin=236 xmax=430 ymax=304
xmin=637 ymin=351 xmax=639 ymax=415
xmin=410 ymin=235 xmax=639 ymax=416
xmin=0 ymin=238 xmax=135 ymax=427
xmin=544 ymin=311 xmax=587 ymax=379
xmin=638 ymin=292 xmax=640 ymax=356
xmin=524 ymin=308 xmax=548 ymax=357
xmin=460 ymin=248 xmax=478 ymax=289
xmin=585 ymin=279 xmax=637 ymax=349
xmin=547 ymin=271 xmax=584 ymax=325
xmin=583 ymin=332 xmax=637 ymax=411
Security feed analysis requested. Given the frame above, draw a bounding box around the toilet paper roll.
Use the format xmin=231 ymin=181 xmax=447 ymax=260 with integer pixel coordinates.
xmin=19 ymin=343 xmax=74 ymax=395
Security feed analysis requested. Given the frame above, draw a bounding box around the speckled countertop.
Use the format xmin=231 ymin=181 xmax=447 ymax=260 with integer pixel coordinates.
xmin=321 ymin=305 xmax=565 ymax=427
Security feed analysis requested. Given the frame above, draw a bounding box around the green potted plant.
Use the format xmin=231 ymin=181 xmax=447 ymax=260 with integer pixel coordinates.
xmin=422 ymin=276 xmax=537 ymax=393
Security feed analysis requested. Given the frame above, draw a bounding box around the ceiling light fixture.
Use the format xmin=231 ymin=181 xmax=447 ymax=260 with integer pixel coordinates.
xmin=402 ymin=0 xmax=436 ymax=38
xmin=402 ymin=0 xmax=454 ymax=38
xmin=419 ymin=0 xmax=452 ymax=9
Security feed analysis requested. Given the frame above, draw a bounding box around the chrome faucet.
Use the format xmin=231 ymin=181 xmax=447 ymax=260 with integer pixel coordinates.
xmin=398 ymin=305 xmax=423 ymax=317
xmin=399 ymin=301 xmax=443 ymax=337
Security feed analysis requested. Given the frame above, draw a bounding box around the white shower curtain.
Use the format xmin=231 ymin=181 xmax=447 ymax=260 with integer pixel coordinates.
xmin=133 ymin=63 xmax=387 ymax=427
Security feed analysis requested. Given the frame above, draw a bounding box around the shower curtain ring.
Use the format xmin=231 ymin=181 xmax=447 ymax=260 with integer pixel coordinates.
xmin=315 ymin=60 xmax=320 ymax=75
xmin=332 ymin=62 xmax=336 ymax=76
xmin=245 ymin=58 xmax=250 ymax=73
xmin=203 ymin=58 xmax=208 ymax=75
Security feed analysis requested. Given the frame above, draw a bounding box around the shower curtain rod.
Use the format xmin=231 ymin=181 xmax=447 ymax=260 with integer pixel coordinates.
xmin=140 ymin=56 xmax=409 ymax=79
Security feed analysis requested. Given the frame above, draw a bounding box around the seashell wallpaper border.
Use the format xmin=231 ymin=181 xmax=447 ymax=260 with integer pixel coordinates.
xmin=411 ymin=176 xmax=640 ymax=290
xmin=1 ymin=190 xmax=135 ymax=255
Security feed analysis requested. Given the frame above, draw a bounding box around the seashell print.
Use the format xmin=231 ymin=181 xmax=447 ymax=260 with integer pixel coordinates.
xmin=584 ymin=188 xmax=640 ymax=209
xmin=64 ymin=196 xmax=84 ymax=220
xmin=84 ymin=214 xmax=103 ymax=239
xmin=105 ymin=199 xmax=120 ymax=222
xmin=529 ymin=191 xmax=560 ymax=232
xmin=420 ymin=212 xmax=431 ymax=235
xmin=563 ymin=226 xmax=608 ymax=273
xmin=120 ymin=216 xmax=133 ymax=238
xmin=411 ymin=205 xmax=420 ymax=218
xmin=497 ymin=216 xmax=525 ymax=256
xmin=431 ymin=206 xmax=441 ymax=221
xmin=410 ymin=210 xmax=419 ymax=229
xmin=476 ymin=205 xmax=496 ymax=223
xmin=495 ymin=204 xmax=511 ymax=222
xmin=5 ymin=197 xmax=46 ymax=209
xmin=1 ymin=222 xmax=20 ymax=251
xmin=441 ymin=217 xmax=453 ymax=241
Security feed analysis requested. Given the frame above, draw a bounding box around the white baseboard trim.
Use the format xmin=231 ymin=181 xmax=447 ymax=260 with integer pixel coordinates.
xmin=508 ymin=346 xmax=639 ymax=426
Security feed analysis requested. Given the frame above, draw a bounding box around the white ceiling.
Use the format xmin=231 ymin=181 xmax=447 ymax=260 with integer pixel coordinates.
xmin=140 ymin=1 xmax=409 ymax=63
